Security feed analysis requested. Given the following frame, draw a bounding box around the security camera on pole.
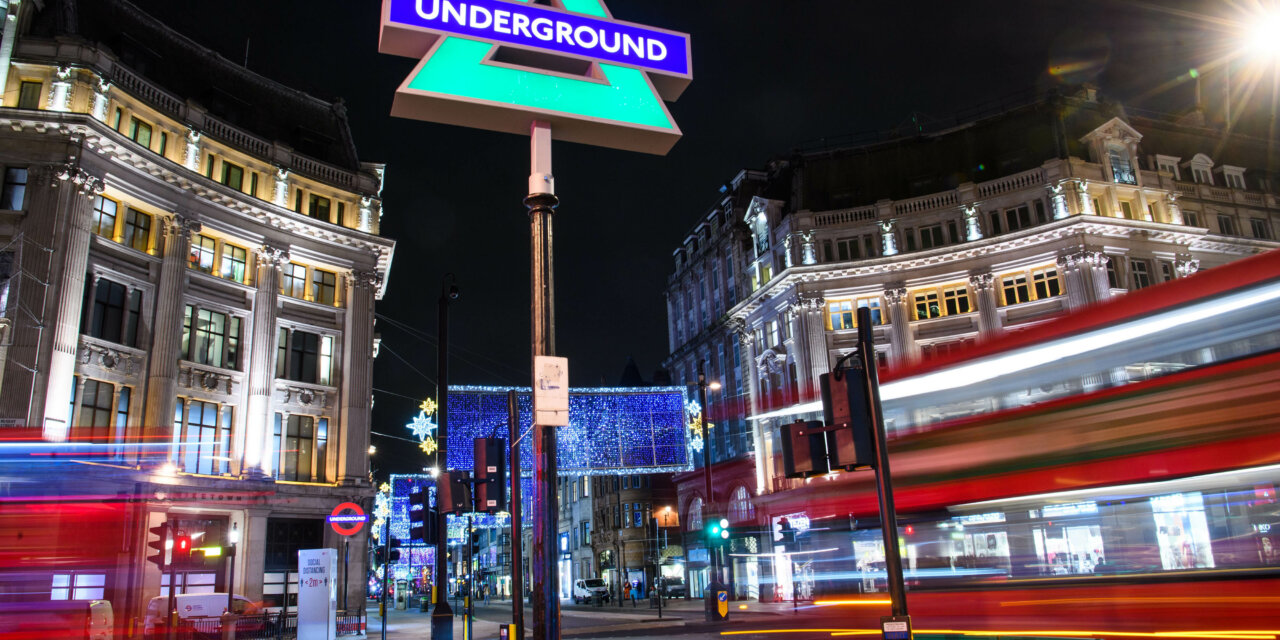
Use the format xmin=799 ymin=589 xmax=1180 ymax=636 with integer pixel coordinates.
xmin=779 ymin=307 xmax=911 ymax=640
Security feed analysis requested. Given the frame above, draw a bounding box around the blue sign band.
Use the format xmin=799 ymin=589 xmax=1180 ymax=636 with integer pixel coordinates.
xmin=388 ymin=0 xmax=690 ymax=76
xmin=327 ymin=515 xmax=369 ymax=523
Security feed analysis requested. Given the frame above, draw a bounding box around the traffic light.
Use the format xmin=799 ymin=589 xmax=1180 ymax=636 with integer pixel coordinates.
xmin=409 ymin=489 xmax=427 ymax=541
xmin=781 ymin=369 xmax=875 ymax=479
xmin=437 ymin=471 xmax=471 ymax=515
xmin=473 ymin=438 xmax=506 ymax=513
xmin=172 ymin=532 xmax=192 ymax=565
xmin=374 ymin=547 xmax=386 ymax=565
xmin=388 ymin=538 xmax=402 ymax=563
xmin=707 ymin=517 xmax=730 ymax=545
xmin=147 ymin=523 xmax=171 ymax=569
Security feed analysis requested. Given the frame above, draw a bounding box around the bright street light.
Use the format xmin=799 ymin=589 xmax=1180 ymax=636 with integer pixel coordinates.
xmin=1246 ymin=11 xmax=1280 ymax=60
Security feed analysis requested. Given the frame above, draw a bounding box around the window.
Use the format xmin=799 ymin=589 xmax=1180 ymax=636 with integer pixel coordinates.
xmin=84 ymin=279 xmax=142 ymax=347
xmin=942 ymin=286 xmax=971 ymax=315
xmin=205 ymin=155 xmax=216 ymax=179
xmin=1002 ymin=273 xmax=1030 ymax=305
xmin=1120 ymin=201 xmax=1136 ymax=220
xmin=1184 ymin=211 xmax=1201 ymax=227
xmin=250 ymin=172 xmax=259 ymax=198
xmin=309 ymin=194 xmax=331 ymax=222
xmin=1108 ymin=146 xmax=1137 ymax=185
xmin=75 ymin=378 xmax=115 ymax=444
xmin=182 ymin=306 xmax=241 ymax=370
xmin=1225 ymin=172 xmax=1245 ymax=189
xmin=1001 ymin=267 xmax=1061 ymax=305
xmin=828 ymin=299 xmax=855 ymax=330
xmin=1 ymin=167 xmax=28 ymax=209
xmin=1105 ymin=257 xmax=1120 ymax=289
xmin=91 ymin=196 xmax=118 ymax=238
xmin=1130 ymin=259 xmax=1153 ymax=290
xmin=159 ymin=132 xmax=168 ymax=157
xmin=50 ymin=573 xmax=106 ymax=601
xmin=122 ymin=208 xmax=152 ymax=252
xmin=988 ymin=210 xmax=1002 ymax=235
xmin=112 ymin=108 xmax=123 ymax=129
xmin=1004 ymin=205 xmax=1033 ymax=232
xmin=337 ymin=202 xmax=346 ymax=227
xmin=188 ymin=235 xmax=216 ymax=273
xmin=174 ymin=399 xmax=229 ymax=475
xmin=128 ymin=117 xmax=152 ymax=149
xmin=277 ymin=328 xmax=335 ymax=385
xmin=914 ymin=291 xmax=940 ymax=320
xmin=919 ymin=224 xmax=945 ymax=249
xmin=728 ymin=485 xmax=755 ymax=523
xmin=1193 ymin=168 xmax=1212 ymax=185
xmin=1251 ymin=218 xmax=1272 ymax=240
xmin=1032 ymin=267 xmax=1062 ymax=299
xmin=222 ymin=161 xmax=244 ymax=191
xmin=275 ymin=414 xmax=327 ymax=482
xmin=913 ymin=285 xmax=970 ymax=320
xmin=280 ymin=263 xmax=307 ymax=299
xmin=1217 ymin=214 xmax=1239 ymax=236
xmin=293 ymin=190 xmax=303 ymax=213
xmin=220 ymin=244 xmax=247 ymax=283
xmin=921 ymin=338 xmax=975 ymax=362
xmin=18 ymin=81 xmax=42 ymax=109
xmin=834 ymin=235 xmax=876 ymax=261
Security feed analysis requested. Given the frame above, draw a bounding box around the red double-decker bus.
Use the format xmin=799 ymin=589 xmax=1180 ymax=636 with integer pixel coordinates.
xmin=747 ymin=249 xmax=1280 ymax=635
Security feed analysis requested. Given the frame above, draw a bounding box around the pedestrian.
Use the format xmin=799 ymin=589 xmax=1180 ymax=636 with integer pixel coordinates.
xmin=483 ymin=583 xmax=491 ymax=605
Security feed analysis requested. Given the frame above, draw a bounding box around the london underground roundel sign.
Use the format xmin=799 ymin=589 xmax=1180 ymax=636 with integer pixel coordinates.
xmin=328 ymin=502 xmax=368 ymax=536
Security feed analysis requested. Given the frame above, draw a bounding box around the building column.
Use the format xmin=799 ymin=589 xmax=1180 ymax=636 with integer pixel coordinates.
xmin=969 ymin=274 xmax=1001 ymax=336
xmin=785 ymin=295 xmax=826 ymax=401
xmin=48 ymin=66 xmax=72 ymax=112
xmin=38 ymin=166 xmax=102 ymax=441
xmin=337 ymin=270 xmax=380 ymax=484
xmin=184 ymin=129 xmax=202 ymax=172
xmin=1085 ymin=252 xmax=1113 ymax=302
xmin=91 ymin=76 xmax=111 ymax=122
xmin=142 ymin=214 xmax=198 ymax=455
xmin=963 ymin=205 xmax=984 ymax=240
xmin=1057 ymin=255 xmax=1090 ymax=310
xmin=0 ymin=0 xmax=23 ymax=93
xmin=243 ymin=244 xmax=288 ymax=477
xmin=883 ymin=287 xmax=914 ymax=365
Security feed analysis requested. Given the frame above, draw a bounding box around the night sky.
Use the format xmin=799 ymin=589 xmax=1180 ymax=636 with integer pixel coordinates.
xmin=124 ymin=0 xmax=1249 ymax=476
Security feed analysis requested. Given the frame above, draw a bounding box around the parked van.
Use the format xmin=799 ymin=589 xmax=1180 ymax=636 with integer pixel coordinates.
xmin=0 ymin=600 xmax=113 ymax=640
xmin=143 ymin=593 xmax=258 ymax=640
xmin=571 ymin=578 xmax=610 ymax=604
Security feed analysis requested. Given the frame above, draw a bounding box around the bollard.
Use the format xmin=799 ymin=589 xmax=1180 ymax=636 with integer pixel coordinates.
xmin=220 ymin=611 xmax=237 ymax=640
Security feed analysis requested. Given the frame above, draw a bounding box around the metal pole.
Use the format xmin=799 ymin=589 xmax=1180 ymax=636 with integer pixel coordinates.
xmin=508 ymin=390 xmax=524 ymax=640
xmin=433 ymin=275 xmax=457 ymax=640
xmin=227 ymin=542 xmax=237 ymax=614
xmin=527 ymin=120 xmax=560 ymax=640
xmin=857 ymin=307 xmax=908 ymax=618
xmin=165 ymin=524 xmax=177 ymax=640
xmin=343 ymin=539 xmax=349 ymax=613
xmin=697 ymin=362 xmax=714 ymax=586
xmin=382 ymin=517 xmax=390 ymax=640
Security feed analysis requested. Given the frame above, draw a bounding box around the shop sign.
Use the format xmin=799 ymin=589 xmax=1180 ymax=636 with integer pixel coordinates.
xmin=327 ymin=502 xmax=368 ymax=536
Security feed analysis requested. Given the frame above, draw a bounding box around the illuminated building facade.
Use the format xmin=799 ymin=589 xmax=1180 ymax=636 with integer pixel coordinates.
xmin=0 ymin=0 xmax=393 ymax=620
xmin=663 ymin=86 xmax=1280 ymax=600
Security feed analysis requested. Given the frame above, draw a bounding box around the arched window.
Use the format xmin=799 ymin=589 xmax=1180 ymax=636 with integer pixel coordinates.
xmin=728 ymin=486 xmax=755 ymax=523
xmin=686 ymin=497 xmax=703 ymax=532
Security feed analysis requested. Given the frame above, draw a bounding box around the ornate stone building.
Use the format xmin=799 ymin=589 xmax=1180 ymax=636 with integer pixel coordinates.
xmin=663 ymin=86 xmax=1280 ymax=600
xmin=0 ymin=0 xmax=394 ymax=621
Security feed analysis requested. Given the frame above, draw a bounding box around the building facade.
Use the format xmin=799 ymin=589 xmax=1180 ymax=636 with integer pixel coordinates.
xmin=0 ymin=0 xmax=394 ymax=622
xmin=664 ymin=87 xmax=1280 ymax=600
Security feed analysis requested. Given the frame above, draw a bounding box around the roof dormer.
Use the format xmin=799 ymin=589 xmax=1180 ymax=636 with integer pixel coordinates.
xmin=1080 ymin=117 xmax=1144 ymax=187
xmin=1182 ymin=153 xmax=1214 ymax=185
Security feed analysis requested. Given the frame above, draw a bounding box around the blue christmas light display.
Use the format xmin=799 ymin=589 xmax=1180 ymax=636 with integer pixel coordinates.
xmin=445 ymin=386 xmax=691 ymax=475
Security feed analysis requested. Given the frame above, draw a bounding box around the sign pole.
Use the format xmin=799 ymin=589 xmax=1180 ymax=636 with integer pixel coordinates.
xmin=857 ymin=307 xmax=911 ymax=638
xmin=433 ymin=277 xmax=456 ymax=640
xmin=527 ymin=120 xmax=560 ymax=640
xmin=508 ymin=390 xmax=524 ymax=640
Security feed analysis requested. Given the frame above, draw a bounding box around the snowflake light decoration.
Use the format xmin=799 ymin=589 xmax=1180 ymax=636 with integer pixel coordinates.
xmin=406 ymin=411 xmax=437 ymax=440
xmin=689 ymin=432 xmax=704 ymax=453
xmin=419 ymin=437 xmax=438 ymax=454
xmin=419 ymin=398 xmax=437 ymax=416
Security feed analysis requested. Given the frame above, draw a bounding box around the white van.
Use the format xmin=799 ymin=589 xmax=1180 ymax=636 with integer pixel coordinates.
xmin=143 ymin=593 xmax=258 ymax=640
xmin=0 ymin=600 xmax=113 ymax=640
xmin=571 ymin=578 xmax=610 ymax=604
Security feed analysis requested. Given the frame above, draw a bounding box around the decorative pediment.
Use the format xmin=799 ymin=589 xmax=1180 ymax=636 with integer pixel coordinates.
xmin=1079 ymin=116 xmax=1143 ymax=146
xmin=755 ymin=347 xmax=786 ymax=376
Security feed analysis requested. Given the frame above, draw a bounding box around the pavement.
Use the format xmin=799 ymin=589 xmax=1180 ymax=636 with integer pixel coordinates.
xmin=366 ymin=595 xmax=801 ymax=639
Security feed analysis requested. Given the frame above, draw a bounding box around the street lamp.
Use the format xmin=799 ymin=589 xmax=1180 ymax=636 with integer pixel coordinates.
xmin=226 ymin=523 xmax=240 ymax=614
xmin=697 ymin=360 xmax=727 ymax=618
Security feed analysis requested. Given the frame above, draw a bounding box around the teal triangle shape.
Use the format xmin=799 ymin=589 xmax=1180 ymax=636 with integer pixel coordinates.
xmin=393 ymin=0 xmax=681 ymax=150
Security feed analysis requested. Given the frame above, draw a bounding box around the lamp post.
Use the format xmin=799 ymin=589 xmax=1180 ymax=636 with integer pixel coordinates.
xmin=697 ymin=361 xmax=725 ymax=617
xmin=226 ymin=523 xmax=240 ymax=614
xmin=432 ymin=274 xmax=459 ymax=640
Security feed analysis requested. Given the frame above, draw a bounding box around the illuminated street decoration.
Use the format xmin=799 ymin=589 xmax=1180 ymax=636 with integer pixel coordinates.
xmin=419 ymin=437 xmax=438 ymax=454
xmin=446 ymin=386 xmax=690 ymax=474
xmin=686 ymin=399 xmax=704 ymax=453
xmin=379 ymin=0 xmax=691 ymax=154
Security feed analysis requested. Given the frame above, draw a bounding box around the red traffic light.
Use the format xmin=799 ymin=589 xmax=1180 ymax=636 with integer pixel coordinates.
xmin=175 ymin=535 xmax=191 ymax=552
